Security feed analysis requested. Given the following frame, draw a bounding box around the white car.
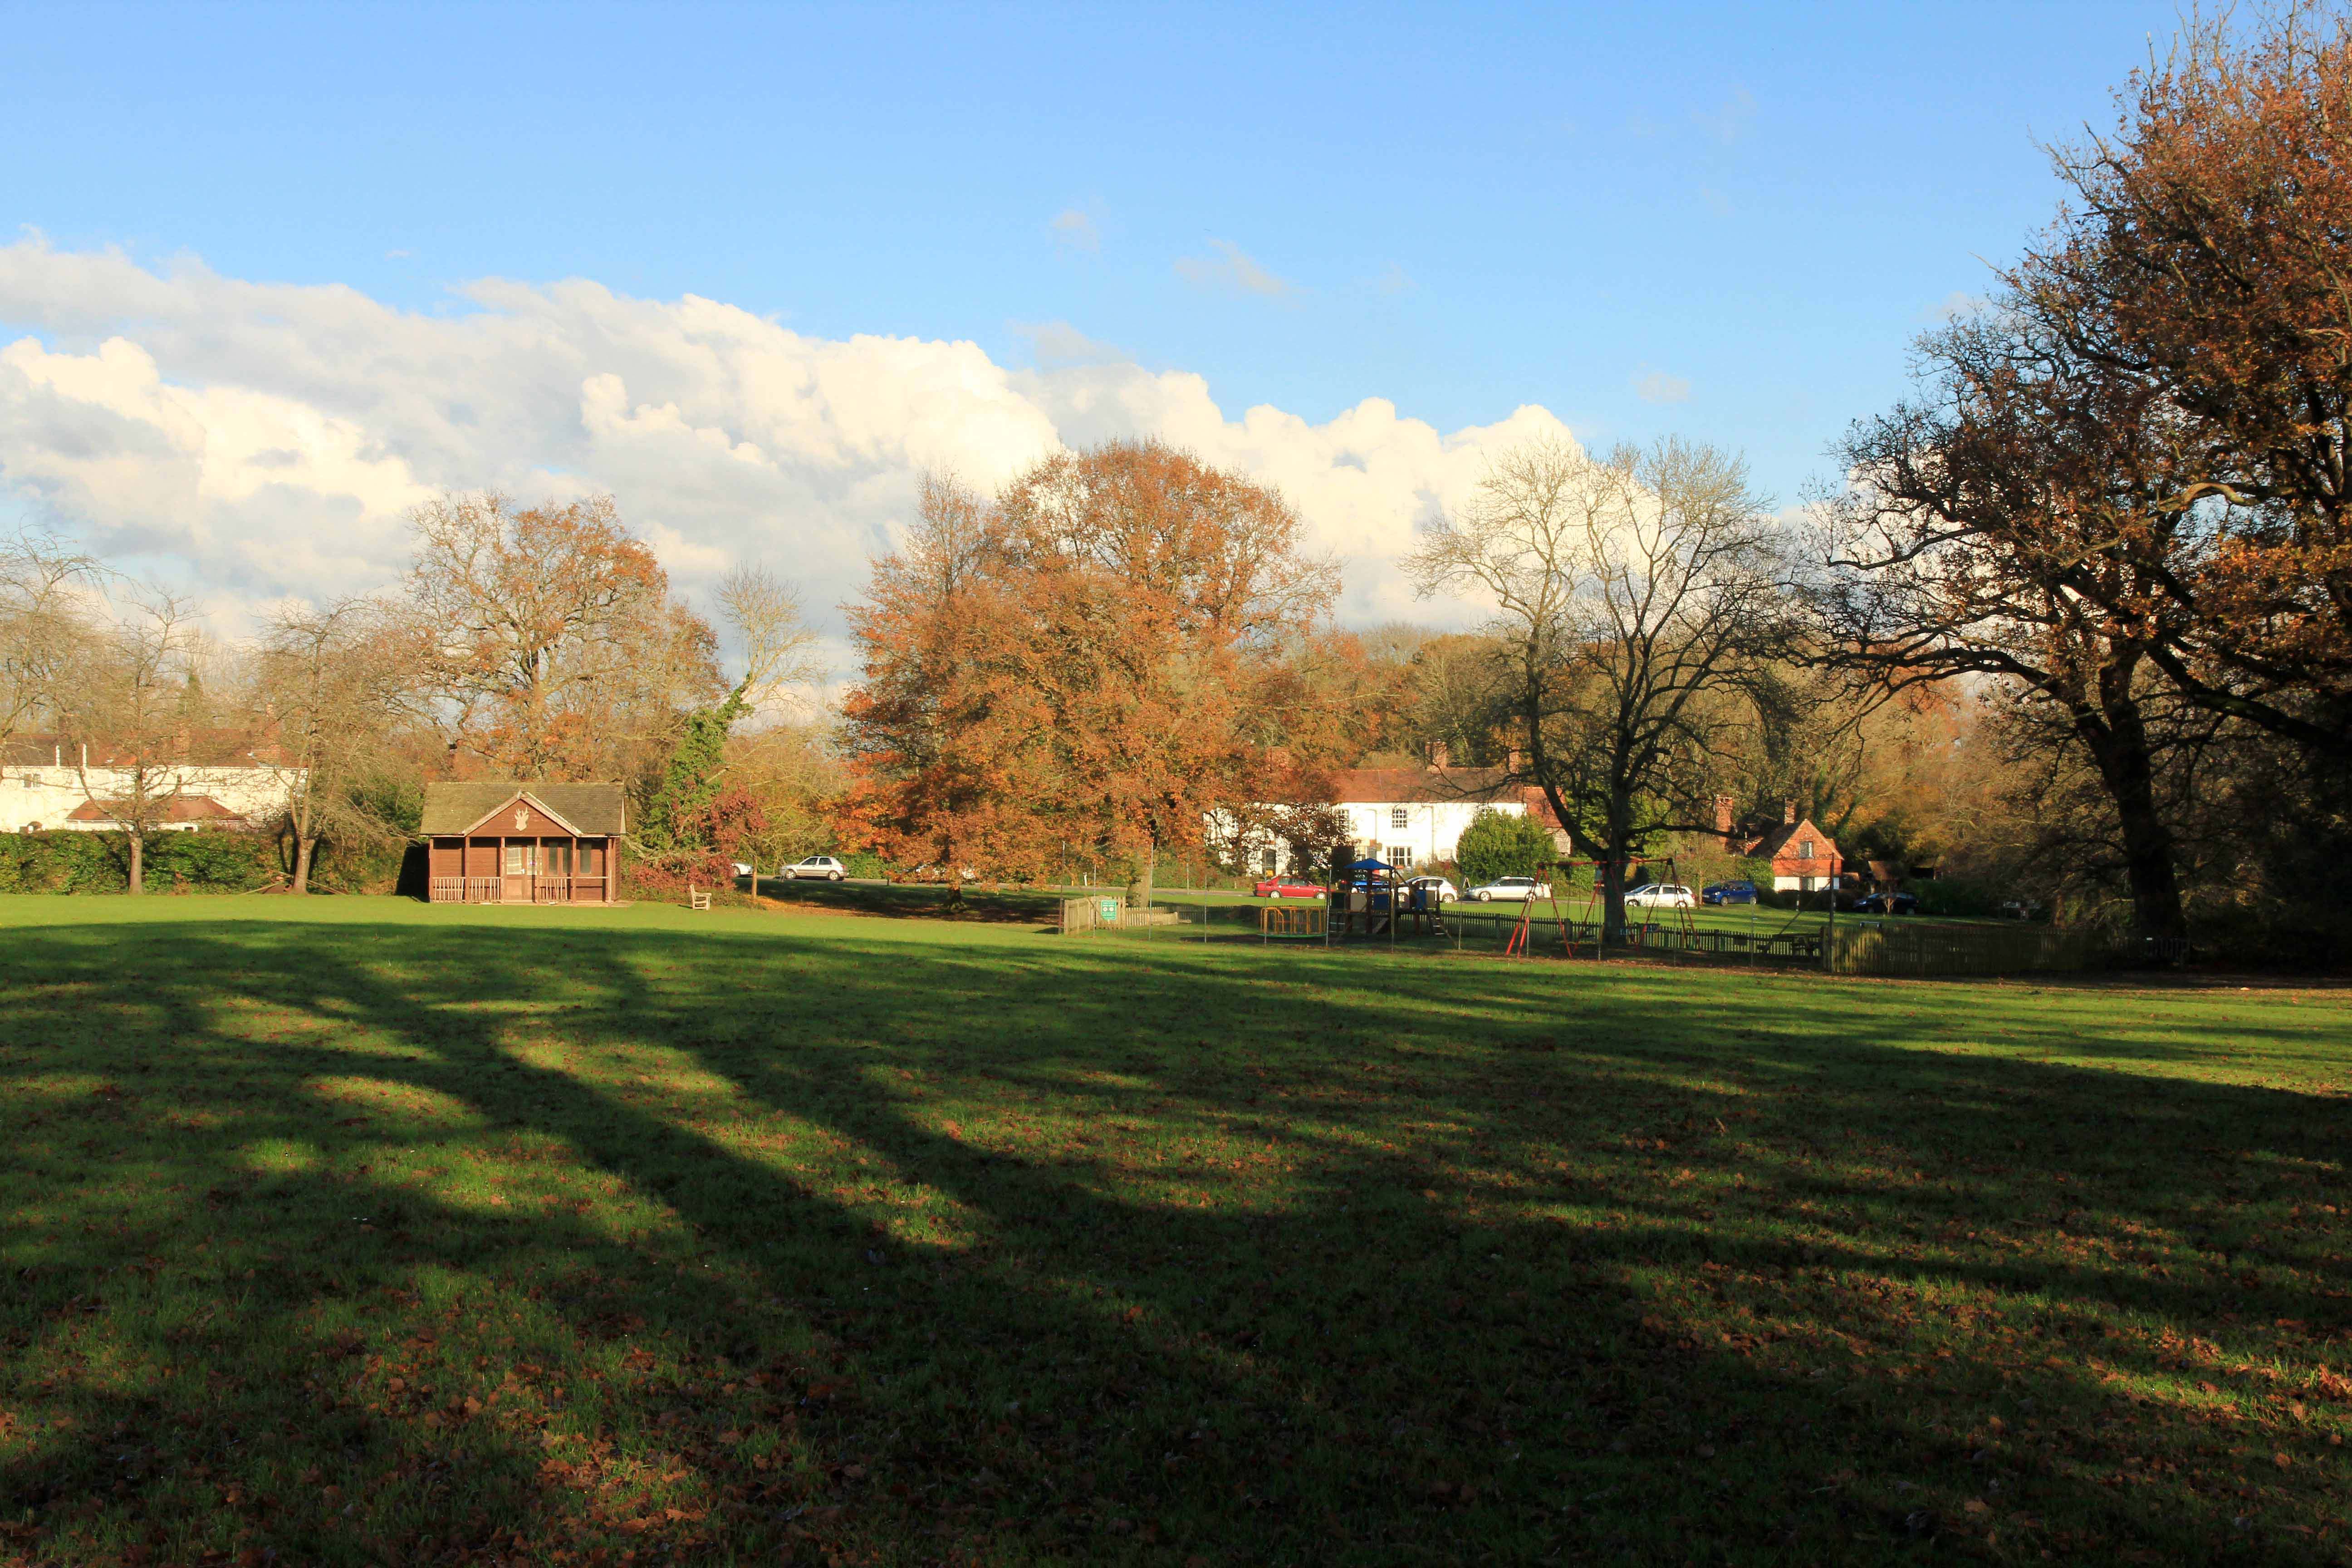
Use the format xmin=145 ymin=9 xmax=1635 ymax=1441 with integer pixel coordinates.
xmin=781 ymin=854 xmax=848 ymax=882
xmin=1467 ymin=876 xmax=1553 ymax=902
xmin=1406 ymin=875 xmax=1459 ymax=903
xmin=1626 ymin=882 xmax=1695 ymax=909
xmin=730 ymin=861 xmax=755 ymax=878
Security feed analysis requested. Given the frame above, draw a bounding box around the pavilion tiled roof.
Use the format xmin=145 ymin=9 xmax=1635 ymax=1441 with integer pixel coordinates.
xmin=416 ymin=782 xmax=628 ymax=837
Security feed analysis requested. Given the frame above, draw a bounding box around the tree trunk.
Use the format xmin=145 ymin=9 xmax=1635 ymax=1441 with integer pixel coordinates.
xmin=2079 ymin=649 xmax=2182 ymax=945
xmin=293 ymin=835 xmax=316 ymax=896
xmin=2084 ymin=661 xmax=2186 ymax=942
xmin=1598 ymin=813 xmax=1631 ymax=946
xmin=127 ymin=831 xmax=144 ymax=896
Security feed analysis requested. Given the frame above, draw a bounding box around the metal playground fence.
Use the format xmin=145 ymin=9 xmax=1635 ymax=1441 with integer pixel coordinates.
xmin=1064 ymin=893 xmax=2102 ymax=977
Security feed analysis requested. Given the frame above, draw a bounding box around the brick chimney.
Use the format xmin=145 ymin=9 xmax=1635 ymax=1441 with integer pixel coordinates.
xmin=1784 ymin=798 xmax=1798 ymax=825
xmin=1507 ymin=747 xmax=1524 ymax=774
xmin=1428 ymin=741 xmax=1449 ymax=771
xmin=1714 ymin=794 xmax=1735 ymax=846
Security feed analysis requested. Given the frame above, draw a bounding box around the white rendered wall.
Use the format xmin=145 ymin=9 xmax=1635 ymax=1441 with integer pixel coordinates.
xmin=0 ymin=764 xmax=301 ymax=833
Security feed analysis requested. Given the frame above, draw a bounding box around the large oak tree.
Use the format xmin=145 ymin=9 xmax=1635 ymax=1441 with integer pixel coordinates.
xmin=2015 ymin=6 xmax=2352 ymax=754
xmin=1408 ymin=436 xmax=1795 ymax=941
xmin=407 ymin=493 xmax=721 ymax=781
xmin=843 ymin=442 xmax=1339 ymax=897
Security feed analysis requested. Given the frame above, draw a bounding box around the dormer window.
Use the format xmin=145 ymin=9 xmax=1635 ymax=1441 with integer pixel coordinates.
xmin=1798 ymin=839 xmax=1815 ymax=859
xmin=21 ymin=773 xmax=41 ymax=788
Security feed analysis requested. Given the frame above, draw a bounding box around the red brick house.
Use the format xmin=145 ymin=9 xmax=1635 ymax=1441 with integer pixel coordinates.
xmin=419 ymin=782 xmax=625 ymax=904
xmin=1742 ymin=804 xmax=1845 ymax=892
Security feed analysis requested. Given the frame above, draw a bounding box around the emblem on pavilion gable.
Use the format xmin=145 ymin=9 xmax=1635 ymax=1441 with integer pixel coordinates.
xmin=514 ymin=807 xmax=529 ymax=831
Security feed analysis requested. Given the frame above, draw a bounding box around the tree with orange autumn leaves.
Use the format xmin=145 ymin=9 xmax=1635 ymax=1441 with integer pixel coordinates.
xmin=841 ymin=442 xmax=1343 ymax=896
xmin=407 ymin=493 xmax=723 ymax=781
xmin=2002 ymin=5 xmax=2352 ymax=754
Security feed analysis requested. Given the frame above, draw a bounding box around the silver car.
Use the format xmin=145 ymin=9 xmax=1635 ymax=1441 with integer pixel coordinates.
xmin=1467 ymin=875 xmax=1553 ymax=902
xmin=782 ymin=854 xmax=848 ymax=882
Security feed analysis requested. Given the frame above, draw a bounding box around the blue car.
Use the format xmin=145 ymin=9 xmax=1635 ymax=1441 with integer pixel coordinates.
xmin=1701 ymin=880 xmax=1758 ymax=905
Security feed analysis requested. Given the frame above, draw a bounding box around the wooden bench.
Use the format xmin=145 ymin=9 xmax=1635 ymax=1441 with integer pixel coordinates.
xmin=688 ymin=884 xmax=712 ymax=911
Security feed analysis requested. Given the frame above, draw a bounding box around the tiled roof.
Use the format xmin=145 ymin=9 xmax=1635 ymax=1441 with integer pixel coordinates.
xmin=1749 ymin=818 xmax=1841 ymax=862
xmin=1326 ymin=766 xmax=1519 ymax=805
xmin=67 ymin=794 xmax=250 ymax=823
xmin=417 ymin=782 xmax=627 ymax=837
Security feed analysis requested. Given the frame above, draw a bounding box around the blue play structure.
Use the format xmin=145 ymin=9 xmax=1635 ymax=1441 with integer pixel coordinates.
xmin=1327 ymin=855 xmax=1445 ymax=941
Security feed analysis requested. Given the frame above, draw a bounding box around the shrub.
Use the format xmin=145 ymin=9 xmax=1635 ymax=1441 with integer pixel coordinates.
xmin=844 ymin=851 xmax=887 ymax=881
xmin=1454 ymin=809 xmax=1558 ymax=887
xmin=1913 ymin=876 xmax=2007 ymax=919
xmin=0 ymin=830 xmax=279 ymax=894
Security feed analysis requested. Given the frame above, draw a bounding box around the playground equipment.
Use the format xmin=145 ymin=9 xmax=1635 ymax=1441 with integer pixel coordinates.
xmin=1498 ymin=856 xmax=1704 ymax=958
xmin=1258 ymin=903 xmax=1326 ymax=941
xmin=1323 ymin=856 xmax=1446 ymax=946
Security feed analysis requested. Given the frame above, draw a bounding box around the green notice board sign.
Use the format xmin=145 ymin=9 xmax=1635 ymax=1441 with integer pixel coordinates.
xmin=1099 ymin=898 xmax=1121 ymax=922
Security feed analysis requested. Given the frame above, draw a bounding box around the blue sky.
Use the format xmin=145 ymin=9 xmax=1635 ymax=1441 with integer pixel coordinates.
xmin=5 ymin=1 xmax=2190 ymax=495
xmin=0 ymin=0 xmax=2191 ymax=627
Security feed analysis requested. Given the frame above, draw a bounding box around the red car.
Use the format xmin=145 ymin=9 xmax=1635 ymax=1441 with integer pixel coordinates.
xmin=1254 ymin=877 xmax=1324 ymax=899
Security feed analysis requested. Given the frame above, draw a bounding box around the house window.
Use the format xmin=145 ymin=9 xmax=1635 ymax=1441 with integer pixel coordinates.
xmin=1389 ymin=807 xmax=1409 ymax=829
xmin=1798 ymin=839 xmax=1814 ymax=860
xmin=22 ymin=773 xmax=41 ymax=788
xmin=1261 ymin=847 xmax=1279 ymax=872
xmin=504 ymin=843 xmax=537 ymax=875
xmin=1388 ymin=844 xmax=1416 ymax=868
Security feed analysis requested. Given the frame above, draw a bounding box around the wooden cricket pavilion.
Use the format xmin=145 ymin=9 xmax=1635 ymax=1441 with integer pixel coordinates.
xmin=419 ymin=782 xmax=625 ymax=904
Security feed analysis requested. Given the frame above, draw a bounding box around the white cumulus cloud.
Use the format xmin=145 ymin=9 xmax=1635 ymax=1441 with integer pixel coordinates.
xmin=0 ymin=238 xmax=1579 ymax=653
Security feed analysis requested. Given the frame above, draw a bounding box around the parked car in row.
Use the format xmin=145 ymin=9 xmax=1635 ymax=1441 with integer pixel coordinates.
xmin=1406 ymin=874 xmax=1460 ymax=903
xmin=781 ymin=854 xmax=848 ymax=882
xmin=1852 ymin=890 xmax=1918 ymax=915
xmin=1253 ymin=876 xmax=1324 ymax=898
xmin=1626 ymin=882 xmax=1695 ymax=909
xmin=1701 ymin=879 xmax=1758 ymax=905
xmin=1467 ymin=875 xmax=1553 ymax=902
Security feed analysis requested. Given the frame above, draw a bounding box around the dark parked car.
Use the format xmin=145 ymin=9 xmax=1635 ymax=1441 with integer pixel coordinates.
xmin=1852 ymin=891 xmax=1918 ymax=915
xmin=1701 ymin=880 xmax=1759 ymax=905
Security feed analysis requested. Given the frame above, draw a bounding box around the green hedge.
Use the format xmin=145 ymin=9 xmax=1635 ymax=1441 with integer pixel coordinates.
xmin=0 ymin=829 xmax=410 ymax=896
xmin=0 ymin=831 xmax=279 ymax=894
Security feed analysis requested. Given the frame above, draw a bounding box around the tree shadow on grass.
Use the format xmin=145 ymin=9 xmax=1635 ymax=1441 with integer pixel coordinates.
xmin=2 ymin=916 xmax=2349 ymax=1564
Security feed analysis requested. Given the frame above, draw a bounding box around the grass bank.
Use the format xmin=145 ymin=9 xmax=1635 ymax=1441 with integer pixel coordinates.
xmin=2 ymin=895 xmax=2347 ymax=1564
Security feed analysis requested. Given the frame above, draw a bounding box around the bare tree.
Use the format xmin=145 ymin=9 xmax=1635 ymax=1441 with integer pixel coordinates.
xmin=254 ymin=598 xmax=426 ymax=894
xmin=64 ymin=593 xmax=212 ymax=895
xmin=714 ymin=564 xmax=824 ymax=713
xmin=0 ymin=529 xmax=103 ymax=766
xmin=1408 ymin=436 xmax=1793 ymax=940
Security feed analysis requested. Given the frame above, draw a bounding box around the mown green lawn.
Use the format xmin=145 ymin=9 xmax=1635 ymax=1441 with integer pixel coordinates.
xmin=2 ymin=894 xmax=2348 ymax=1565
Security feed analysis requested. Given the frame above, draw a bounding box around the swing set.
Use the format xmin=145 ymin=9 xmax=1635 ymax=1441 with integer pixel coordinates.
xmin=1501 ymin=855 xmax=1700 ymax=958
xmin=1496 ymin=854 xmax=1832 ymax=961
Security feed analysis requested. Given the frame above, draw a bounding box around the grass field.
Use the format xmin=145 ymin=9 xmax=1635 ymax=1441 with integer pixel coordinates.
xmin=3 ymin=894 xmax=2349 ymax=1565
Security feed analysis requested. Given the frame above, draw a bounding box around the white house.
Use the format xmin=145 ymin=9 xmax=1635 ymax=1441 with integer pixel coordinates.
xmin=1 ymin=737 xmax=301 ymax=836
xmin=1226 ymin=752 xmax=1572 ymax=874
